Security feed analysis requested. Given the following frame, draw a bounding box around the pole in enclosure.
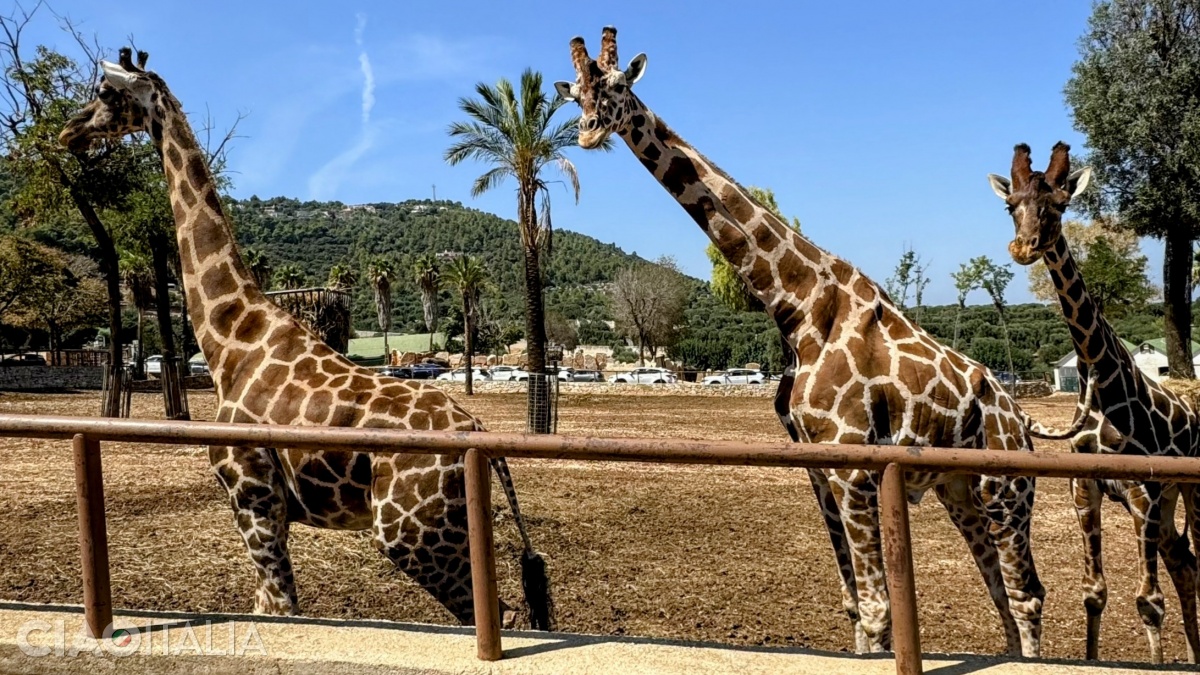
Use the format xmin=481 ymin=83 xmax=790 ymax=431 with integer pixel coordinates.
xmin=465 ymin=448 xmax=502 ymax=660
xmin=880 ymin=463 xmax=922 ymax=675
xmin=72 ymin=433 xmax=113 ymax=639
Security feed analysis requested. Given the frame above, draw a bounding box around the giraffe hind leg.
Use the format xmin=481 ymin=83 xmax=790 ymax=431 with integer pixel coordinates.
xmin=210 ymin=445 xmax=299 ymax=615
xmin=1175 ymin=484 xmax=1200 ymax=664
xmin=977 ymin=474 xmax=1045 ymax=658
xmin=1126 ymin=482 xmax=1166 ymax=664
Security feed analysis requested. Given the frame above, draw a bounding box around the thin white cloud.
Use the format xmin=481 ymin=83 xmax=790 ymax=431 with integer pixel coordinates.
xmin=355 ymin=13 xmax=375 ymax=125
xmin=308 ymin=13 xmax=377 ymax=200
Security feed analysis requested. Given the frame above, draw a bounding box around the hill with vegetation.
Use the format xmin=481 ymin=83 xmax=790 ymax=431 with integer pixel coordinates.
xmin=228 ymin=196 xmax=641 ymax=332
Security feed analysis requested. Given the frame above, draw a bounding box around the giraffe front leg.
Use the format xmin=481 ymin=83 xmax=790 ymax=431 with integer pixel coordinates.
xmin=1126 ymin=482 xmax=1166 ymax=664
xmin=934 ymin=476 xmax=1022 ymax=656
xmin=210 ymin=445 xmax=299 ymax=615
xmin=978 ymin=474 xmax=1045 ymax=658
xmin=828 ymin=469 xmax=890 ymax=653
xmin=1071 ymin=477 xmax=1106 ymax=661
xmin=808 ymin=468 xmax=868 ymax=652
xmin=1157 ymin=484 xmax=1199 ymax=664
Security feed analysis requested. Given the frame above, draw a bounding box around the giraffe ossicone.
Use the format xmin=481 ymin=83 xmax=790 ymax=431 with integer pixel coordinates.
xmin=990 ymin=141 xmax=1200 ymax=665
xmin=557 ymin=26 xmax=1098 ymax=658
xmin=59 ymin=47 xmax=554 ymax=631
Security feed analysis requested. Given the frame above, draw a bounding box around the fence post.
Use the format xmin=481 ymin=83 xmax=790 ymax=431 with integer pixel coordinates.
xmin=880 ymin=462 xmax=922 ymax=675
xmin=72 ymin=433 xmax=113 ymax=639
xmin=464 ymin=448 xmax=501 ymax=660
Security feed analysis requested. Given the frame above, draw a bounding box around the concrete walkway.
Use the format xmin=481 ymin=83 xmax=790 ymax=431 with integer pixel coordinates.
xmin=0 ymin=603 xmax=1193 ymax=674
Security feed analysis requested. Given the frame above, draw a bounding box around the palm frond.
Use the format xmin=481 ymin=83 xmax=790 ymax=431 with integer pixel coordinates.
xmin=471 ymin=165 xmax=512 ymax=197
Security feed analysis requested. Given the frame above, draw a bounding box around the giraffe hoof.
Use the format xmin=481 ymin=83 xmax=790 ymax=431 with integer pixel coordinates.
xmin=502 ymin=609 xmax=518 ymax=629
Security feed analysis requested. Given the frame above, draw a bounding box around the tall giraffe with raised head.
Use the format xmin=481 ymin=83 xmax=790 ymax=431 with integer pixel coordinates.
xmin=555 ymin=27 xmax=1090 ymax=657
xmin=988 ymin=142 xmax=1200 ymax=664
xmin=59 ymin=49 xmax=553 ymax=629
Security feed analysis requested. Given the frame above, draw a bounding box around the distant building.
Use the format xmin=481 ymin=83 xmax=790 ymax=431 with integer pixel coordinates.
xmin=1054 ymin=338 xmax=1200 ymax=391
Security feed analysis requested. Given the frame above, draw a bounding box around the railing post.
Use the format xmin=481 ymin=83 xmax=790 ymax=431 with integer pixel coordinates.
xmin=880 ymin=462 xmax=922 ymax=675
xmin=72 ymin=433 xmax=112 ymax=639
xmin=464 ymin=448 xmax=501 ymax=661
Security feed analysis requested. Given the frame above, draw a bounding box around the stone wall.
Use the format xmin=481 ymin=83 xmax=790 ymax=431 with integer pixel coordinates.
xmin=0 ymin=366 xmax=103 ymax=391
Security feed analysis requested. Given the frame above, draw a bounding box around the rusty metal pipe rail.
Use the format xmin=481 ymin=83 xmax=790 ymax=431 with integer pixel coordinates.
xmin=5 ymin=412 xmax=1200 ymax=675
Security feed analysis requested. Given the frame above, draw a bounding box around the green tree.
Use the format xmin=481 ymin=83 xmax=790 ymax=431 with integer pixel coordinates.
xmin=413 ymin=253 xmax=440 ymax=351
xmin=974 ymin=256 xmax=1016 ymax=379
xmin=275 ymin=264 xmax=306 ymax=290
xmin=119 ymin=249 xmax=154 ymax=378
xmin=445 ymin=68 xmax=598 ymax=432
xmin=367 ymin=258 xmax=394 ymax=361
xmin=244 ymin=248 xmax=272 ymax=290
xmin=951 ymin=262 xmax=982 ymax=350
xmin=9 ymin=249 xmax=107 ymax=363
xmin=884 ymin=246 xmax=930 ymax=317
xmin=326 ymin=262 xmax=357 ymax=291
xmin=1066 ymin=0 xmax=1200 ymax=378
xmin=706 ymin=185 xmax=801 ymax=312
xmin=0 ymin=12 xmax=152 ymax=414
xmin=0 ymin=234 xmax=56 ymax=318
xmin=442 ymin=254 xmax=487 ymax=395
xmin=1079 ymin=235 xmax=1156 ymax=317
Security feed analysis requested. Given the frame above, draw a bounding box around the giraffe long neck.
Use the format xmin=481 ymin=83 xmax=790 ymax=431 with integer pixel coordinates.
xmin=1042 ymin=236 xmax=1143 ymax=409
xmin=619 ymin=97 xmax=843 ymax=339
xmin=154 ymin=99 xmax=276 ymax=381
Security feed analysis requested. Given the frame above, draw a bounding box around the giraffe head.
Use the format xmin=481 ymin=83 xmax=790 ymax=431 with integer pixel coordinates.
xmin=59 ymin=48 xmax=171 ymax=152
xmin=554 ymin=26 xmax=647 ymax=149
xmin=987 ymin=142 xmax=1092 ymax=265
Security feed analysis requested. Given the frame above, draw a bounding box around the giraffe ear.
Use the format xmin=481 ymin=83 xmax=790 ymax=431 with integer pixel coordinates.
xmin=554 ymin=81 xmax=578 ymax=102
xmin=987 ymin=174 xmax=1011 ymax=199
xmin=100 ymin=60 xmax=140 ymax=91
xmin=624 ymin=53 xmax=647 ymax=85
xmin=1066 ymin=167 xmax=1092 ymax=198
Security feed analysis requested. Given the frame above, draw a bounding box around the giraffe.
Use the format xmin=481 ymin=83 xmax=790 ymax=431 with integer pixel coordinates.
xmin=988 ymin=142 xmax=1200 ymax=664
xmin=58 ymin=48 xmax=553 ymax=630
xmin=555 ymin=27 xmax=1094 ymax=657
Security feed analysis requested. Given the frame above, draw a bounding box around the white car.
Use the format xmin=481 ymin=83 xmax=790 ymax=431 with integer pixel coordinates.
xmin=145 ymin=355 xmax=164 ymax=375
xmin=610 ymin=367 xmax=677 ymax=384
xmin=489 ymin=366 xmax=529 ymax=382
xmin=556 ymin=367 xmax=575 ymax=381
xmin=436 ymin=367 xmax=491 ymax=382
xmin=702 ymin=368 xmax=766 ymax=385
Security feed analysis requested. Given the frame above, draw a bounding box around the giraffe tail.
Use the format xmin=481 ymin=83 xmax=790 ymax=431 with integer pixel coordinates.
xmin=490 ymin=456 xmax=555 ymax=631
xmin=1020 ymin=370 xmax=1098 ymax=440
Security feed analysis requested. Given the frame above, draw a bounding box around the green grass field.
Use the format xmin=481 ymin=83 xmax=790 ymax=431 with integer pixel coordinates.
xmin=347 ymin=333 xmax=445 ymax=359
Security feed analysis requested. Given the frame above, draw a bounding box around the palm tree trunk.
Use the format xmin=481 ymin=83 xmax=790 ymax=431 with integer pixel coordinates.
xmin=464 ymin=293 xmax=475 ymax=397
xmin=152 ymin=234 xmax=188 ymax=420
xmin=524 ymin=243 xmax=550 ymax=433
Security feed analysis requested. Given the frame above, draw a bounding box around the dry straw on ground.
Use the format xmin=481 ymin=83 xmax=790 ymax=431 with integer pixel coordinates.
xmin=0 ymin=388 xmax=1192 ymax=664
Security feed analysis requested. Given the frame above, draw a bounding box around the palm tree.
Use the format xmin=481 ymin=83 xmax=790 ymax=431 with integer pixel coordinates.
xmin=368 ymin=258 xmax=394 ymax=363
xmin=327 ymin=262 xmax=357 ymax=291
xmin=443 ymin=254 xmax=488 ymax=396
xmin=413 ymin=253 xmax=441 ymax=351
xmin=275 ymin=264 xmax=306 ymax=291
xmin=244 ymin=248 xmax=273 ymax=291
xmin=119 ymin=249 xmax=155 ymax=379
xmin=445 ymin=68 xmax=603 ymax=432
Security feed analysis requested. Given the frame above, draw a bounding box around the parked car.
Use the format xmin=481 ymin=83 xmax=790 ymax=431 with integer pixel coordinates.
xmin=995 ymin=371 xmax=1018 ymax=388
xmin=378 ymin=366 xmax=414 ymax=379
xmin=0 ymin=353 xmax=47 ymax=366
xmin=436 ymin=367 xmax=491 ymax=382
xmin=189 ymin=360 xmax=210 ymax=375
xmin=408 ymin=362 xmax=448 ymax=379
xmin=489 ymin=365 xmax=530 ymax=382
xmin=610 ymin=367 xmax=677 ymax=384
xmin=702 ymin=368 xmax=766 ymax=386
xmin=555 ymin=367 xmax=575 ymax=381
xmin=145 ymin=355 xmax=164 ymax=375
xmin=570 ymin=369 xmax=605 ymax=383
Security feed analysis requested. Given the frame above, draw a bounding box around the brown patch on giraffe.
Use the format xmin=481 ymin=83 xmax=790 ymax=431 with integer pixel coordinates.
xmin=747 ymin=257 xmax=774 ymax=291
xmin=165 ymin=145 xmax=183 ymax=171
xmin=661 ymin=156 xmax=700 ymax=198
xmin=234 ymin=309 xmax=269 ymax=344
xmin=241 ymin=379 xmax=273 ymax=418
xmin=210 ymin=298 xmax=245 ymax=337
xmin=820 ymin=349 xmax=855 ymax=392
xmin=293 ymin=357 xmax=319 ymax=382
xmin=303 ymin=390 xmax=333 ymax=424
xmin=191 ymin=212 xmax=228 ymax=262
xmin=258 ymin=363 xmax=290 ymax=391
xmin=720 ymin=183 xmax=757 ymax=223
xmin=177 ymin=178 xmax=197 ymax=208
xmin=271 ymin=336 xmax=306 ymax=363
xmin=898 ymin=340 xmax=937 ymax=362
xmin=201 ymin=262 xmax=239 ymax=299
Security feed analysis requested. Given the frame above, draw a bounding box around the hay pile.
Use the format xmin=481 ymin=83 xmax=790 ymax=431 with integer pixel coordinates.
xmin=1162 ymin=378 xmax=1200 ymax=412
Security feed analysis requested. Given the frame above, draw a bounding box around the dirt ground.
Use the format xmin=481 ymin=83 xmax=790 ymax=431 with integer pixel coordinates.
xmin=0 ymin=389 xmax=1191 ymax=664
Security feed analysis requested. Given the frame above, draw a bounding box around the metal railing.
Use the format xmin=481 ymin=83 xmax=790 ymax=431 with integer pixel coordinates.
xmin=2 ymin=413 xmax=1200 ymax=674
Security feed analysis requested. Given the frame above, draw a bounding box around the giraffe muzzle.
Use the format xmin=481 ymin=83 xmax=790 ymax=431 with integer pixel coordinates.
xmin=1008 ymin=239 xmax=1043 ymax=266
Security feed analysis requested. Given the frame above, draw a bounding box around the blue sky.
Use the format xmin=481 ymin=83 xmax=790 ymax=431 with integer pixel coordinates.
xmin=27 ymin=1 xmax=1119 ymax=305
